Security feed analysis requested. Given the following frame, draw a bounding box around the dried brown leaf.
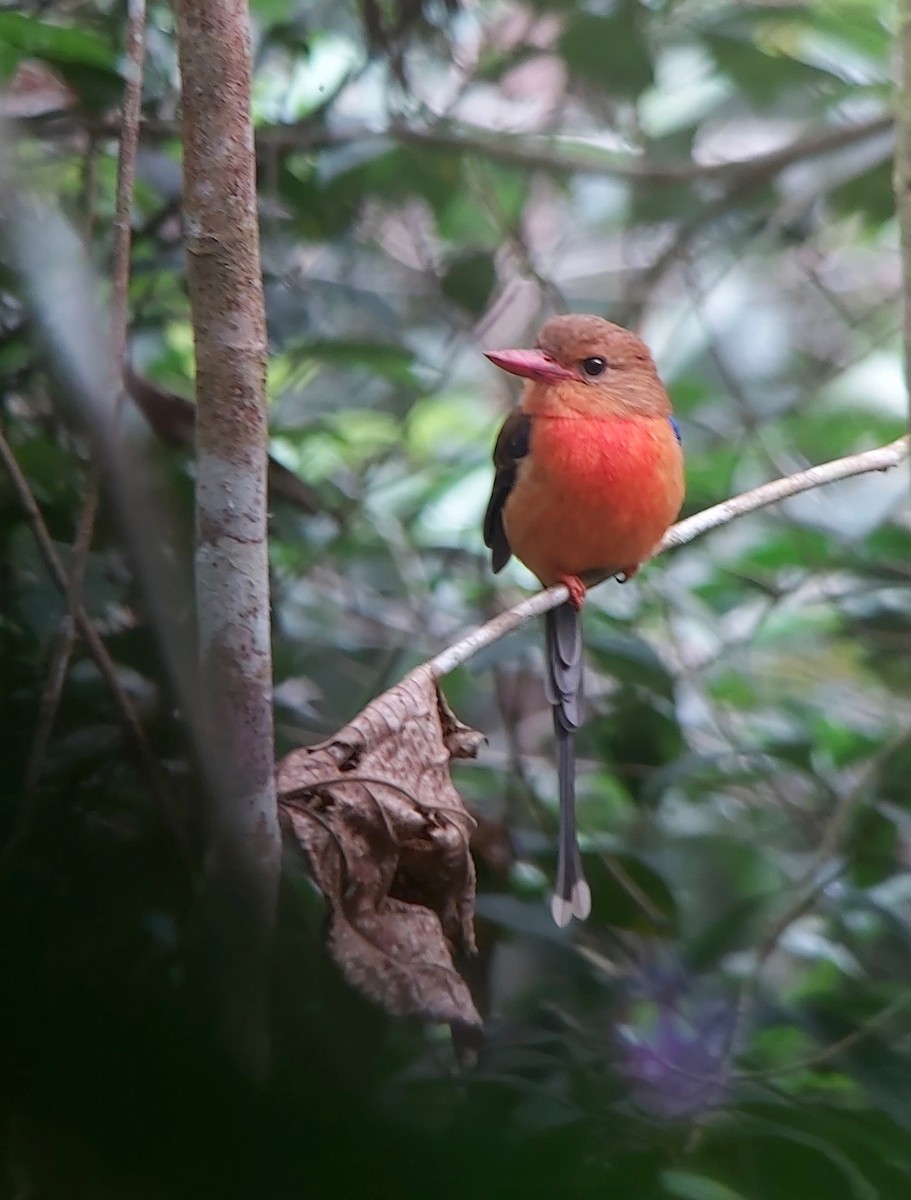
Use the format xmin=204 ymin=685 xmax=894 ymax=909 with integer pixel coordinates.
xmin=278 ymin=665 xmax=483 ymax=1027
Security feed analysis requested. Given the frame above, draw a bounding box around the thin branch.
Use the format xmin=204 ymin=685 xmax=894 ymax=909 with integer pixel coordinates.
xmin=110 ymin=0 xmax=147 ymax=370
xmin=19 ymin=126 xmax=105 ymax=802
xmin=80 ymin=137 xmax=99 ymax=240
xmin=24 ymin=109 xmax=892 ymax=191
xmin=755 ymin=736 xmax=901 ymax=967
xmin=370 ymin=113 xmax=893 ymax=187
xmin=722 ymin=725 xmax=911 ymax=1087
xmin=0 ymin=430 xmax=178 ymax=833
xmin=17 ymin=0 xmax=149 ymax=807
xmin=661 ymin=435 xmax=909 ymax=552
xmin=426 ymin=434 xmax=909 ymax=679
xmin=20 ymin=477 xmax=98 ymax=803
xmin=738 ymin=989 xmax=911 ymax=1081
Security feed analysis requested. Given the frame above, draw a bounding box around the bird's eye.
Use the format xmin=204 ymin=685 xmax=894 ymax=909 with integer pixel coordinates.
xmin=581 ymin=356 xmax=607 ymax=377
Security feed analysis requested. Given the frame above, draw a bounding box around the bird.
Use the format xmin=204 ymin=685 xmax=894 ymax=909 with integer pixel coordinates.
xmin=482 ymin=314 xmax=684 ymax=926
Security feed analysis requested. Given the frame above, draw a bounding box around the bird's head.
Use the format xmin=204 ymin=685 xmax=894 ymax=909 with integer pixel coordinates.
xmin=485 ymin=314 xmax=670 ymax=419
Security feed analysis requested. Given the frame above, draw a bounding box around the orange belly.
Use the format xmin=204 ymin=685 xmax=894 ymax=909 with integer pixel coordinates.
xmin=503 ymin=414 xmax=684 ymax=586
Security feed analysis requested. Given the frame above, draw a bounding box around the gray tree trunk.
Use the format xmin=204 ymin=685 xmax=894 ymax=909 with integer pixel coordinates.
xmin=174 ymin=0 xmax=280 ymax=1077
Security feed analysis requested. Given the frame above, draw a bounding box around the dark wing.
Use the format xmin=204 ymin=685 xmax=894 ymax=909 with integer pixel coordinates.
xmin=483 ymin=408 xmax=530 ymax=573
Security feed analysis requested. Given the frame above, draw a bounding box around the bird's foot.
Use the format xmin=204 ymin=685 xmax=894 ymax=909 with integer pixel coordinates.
xmin=558 ymin=575 xmax=587 ymax=610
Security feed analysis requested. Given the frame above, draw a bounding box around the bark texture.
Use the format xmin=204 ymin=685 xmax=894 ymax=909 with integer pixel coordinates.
xmin=173 ymin=0 xmax=280 ymax=1072
xmin=898 ymin=3 xmax=911 ymax=419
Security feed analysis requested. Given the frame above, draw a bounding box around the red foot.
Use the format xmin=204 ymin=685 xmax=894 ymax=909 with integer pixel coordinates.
xmin=559 ymin=574 xmax=587 ymax=610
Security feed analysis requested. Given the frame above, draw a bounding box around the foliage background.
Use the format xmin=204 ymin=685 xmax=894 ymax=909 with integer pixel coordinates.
xmin=2 ymin=0 xmax=911 ymax=1196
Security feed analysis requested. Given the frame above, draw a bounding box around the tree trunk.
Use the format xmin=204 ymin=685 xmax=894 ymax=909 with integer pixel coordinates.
xmin=897 ymin=0 xmax=911 ymax=426
xmin=173 ymin=0 xmax=280 ymax=1076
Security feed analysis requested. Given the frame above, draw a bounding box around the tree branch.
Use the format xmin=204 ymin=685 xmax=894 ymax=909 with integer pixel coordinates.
xmin=23 ymin=109 xmax=892 ymax=191
xmin=366 ymin=113 xmax=894 ymax=187
xmin=426 ymin=435 xmax=909 ymax=679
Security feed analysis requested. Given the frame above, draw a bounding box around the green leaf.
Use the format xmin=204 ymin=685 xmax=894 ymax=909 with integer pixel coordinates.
xmin=585 ymin=690 xmax=684 ymax=800
xmin=278 ymin=165 xmax=357 ymax=239
xmin=784 ymin=402 xmax=900 ymax=462
xmin=440 ymin=250 xmax=497 ymax=316
xmin=585 ymin=626 xmax=674 ymax=695
xmin=809 ymin=715 xmax=880 ymax=768
xmin=475 ymin=43 xmax=541 ymax=84
xmin=286 ymin=337 xmax=417 ymax=381
xmin=721 ymin=1107 xmax=886 ymax=1200
xmin=661 ymin=1171 xmax=749 ymax=1200
xmin=704 ymin=33 xmax=848 ymax=104
xmin=252 ymin=0 xmax=297 ymax=25
xmin=584 ymin=852 xmax=678 ymax=935
xmin=559 ymin=6 xmax=653 ymax=97
xmin=0 ymin=13 xmax=115 ymax=69
xmin=332 ymin=144 xmax=464 ymax=217
xmin=685 ymin=894 xmax=773 ymax=972
xmin=785 ymin=1 xmax=892 ymax=68
xmin=437 ymin=161 xmax=528 ymax=242
xmin=828 ymin=159 xmax=894 ymax=226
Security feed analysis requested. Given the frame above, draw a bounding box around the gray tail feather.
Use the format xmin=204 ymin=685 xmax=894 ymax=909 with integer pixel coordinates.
xmin=545 ymin=603 xmax=591 ymax=926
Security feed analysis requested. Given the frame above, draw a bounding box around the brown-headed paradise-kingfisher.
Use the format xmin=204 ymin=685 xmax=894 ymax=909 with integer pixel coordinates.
xmin=483 ymin=314 xmax=685 ymax=925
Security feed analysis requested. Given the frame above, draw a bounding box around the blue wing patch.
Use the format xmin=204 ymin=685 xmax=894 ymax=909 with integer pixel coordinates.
xmin=669 ymin=415 xmax=682 ymax=444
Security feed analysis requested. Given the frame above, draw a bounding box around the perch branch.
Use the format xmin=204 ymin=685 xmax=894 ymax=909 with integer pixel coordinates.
xmin=426 ymin=434 xmax=909 ymax=679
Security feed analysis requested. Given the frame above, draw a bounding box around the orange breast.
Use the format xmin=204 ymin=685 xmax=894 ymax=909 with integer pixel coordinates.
xmin=503 ymin=415 xmax=684 ymax=586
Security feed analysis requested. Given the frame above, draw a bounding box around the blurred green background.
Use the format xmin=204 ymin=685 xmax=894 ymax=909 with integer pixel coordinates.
xmin=2 ymin=1 xmax=911 ymax=1196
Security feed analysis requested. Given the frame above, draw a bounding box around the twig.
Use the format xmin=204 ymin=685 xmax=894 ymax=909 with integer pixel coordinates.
xmin=16 ymin=0 xmax=150 ymax=812
xmin=111 ymin=0 xmax=147 ymax=368
xmin=24 ymin=109 xmax=892 ymax=192
xmin=20 ymin=477 xmax=99 ymax=802
xmin=738 ymin=989 xmax=911 ymax=1081
xmin=400 ymin=114 xmax=892 ymax=184
xmin=80 ymin=137 xmax=99 ymax=240
xmin=663 ymin=436 xmax=909 ymax=551
xmin=721 ymin=725 xmax=911 ymax=1086
xmin=426 ymin=434 xmax=910 ymax=679
xmin=19 ymin=127 xmax=105 ymax=801
xmin=0 ymin=431 xmax=179 ymax=837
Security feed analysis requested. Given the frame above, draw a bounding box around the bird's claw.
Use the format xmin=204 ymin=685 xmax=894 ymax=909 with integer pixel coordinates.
xmin=559 ymin=575 xmax=587 ymax=610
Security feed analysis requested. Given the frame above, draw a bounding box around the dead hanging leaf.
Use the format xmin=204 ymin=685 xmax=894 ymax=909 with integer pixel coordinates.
xmin=277 ymin=665 xmax=484 ymax=1028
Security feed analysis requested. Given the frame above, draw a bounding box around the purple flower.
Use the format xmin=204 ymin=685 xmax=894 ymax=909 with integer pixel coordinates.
xmin=616 ymin=992 xmax=734 ymax=1119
